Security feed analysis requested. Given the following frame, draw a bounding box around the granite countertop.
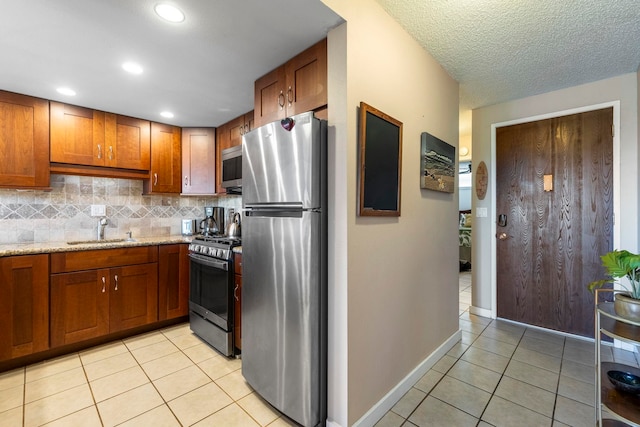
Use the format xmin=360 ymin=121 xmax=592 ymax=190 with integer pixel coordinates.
xmin=232 ymin=246 xmax=242 ymax=254
xmin=0 ymin=235 xmax=194 ymax=257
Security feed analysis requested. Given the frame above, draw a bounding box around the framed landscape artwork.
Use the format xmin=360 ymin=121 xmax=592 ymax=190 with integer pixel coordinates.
xmin=420 ymin=132 xmax=455 ymax=193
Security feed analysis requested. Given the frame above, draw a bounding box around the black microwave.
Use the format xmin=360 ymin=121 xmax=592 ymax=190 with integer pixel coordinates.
xmin=221 ymin=145 xmax=242 ymax=193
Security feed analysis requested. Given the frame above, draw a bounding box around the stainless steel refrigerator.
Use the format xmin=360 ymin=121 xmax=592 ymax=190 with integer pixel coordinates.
xmin=241 ymin=111 xmax=327 ymax=427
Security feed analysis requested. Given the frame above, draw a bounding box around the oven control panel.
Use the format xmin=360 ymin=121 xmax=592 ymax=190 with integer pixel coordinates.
xmin=188 ymin=243 xmax=231 ymax=260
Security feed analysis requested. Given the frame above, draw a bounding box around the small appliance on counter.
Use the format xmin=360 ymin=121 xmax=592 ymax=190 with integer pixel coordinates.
xmin=200 ymin=206 xmax=225 ymax=236
xmin=181 ymin=219 xmax=197 ymax=236
xmin=225 ymin=209 xmax=241 ymax=238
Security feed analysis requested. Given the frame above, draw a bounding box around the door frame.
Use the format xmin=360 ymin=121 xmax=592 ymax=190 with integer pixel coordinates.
xmin=489 ymin=101 xmax=621 ymax=320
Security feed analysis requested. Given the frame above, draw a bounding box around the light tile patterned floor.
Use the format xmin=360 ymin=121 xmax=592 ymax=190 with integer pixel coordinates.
xmin=0 ymin=323 xmax=295 ymax=427
xmin=1 ymin=272 xmax=637 ymax=426
xmin=376 ymin=271 xmax=640 ymax=427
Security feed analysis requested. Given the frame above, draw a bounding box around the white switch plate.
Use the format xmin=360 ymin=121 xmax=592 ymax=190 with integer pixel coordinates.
xmin=91 ymin=204 xmax=106 ymax=217
xmin=476 ymin=207 xmax=487 ymax=218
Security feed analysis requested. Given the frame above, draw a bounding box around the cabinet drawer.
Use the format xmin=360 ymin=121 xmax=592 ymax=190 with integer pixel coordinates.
xmin=234 ymin=252 xmax=242 ymax=275
xmin=51 ymin=246 xmax=158 ymax=273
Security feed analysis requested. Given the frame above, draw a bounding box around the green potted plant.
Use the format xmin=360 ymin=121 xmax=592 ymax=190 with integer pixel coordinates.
xmin=588 ymin=249 xmax=640 ymax=322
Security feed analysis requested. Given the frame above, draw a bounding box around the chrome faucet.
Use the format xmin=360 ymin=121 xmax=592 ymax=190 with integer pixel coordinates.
xmin=97 ymin=218 xmax=108 ymax=240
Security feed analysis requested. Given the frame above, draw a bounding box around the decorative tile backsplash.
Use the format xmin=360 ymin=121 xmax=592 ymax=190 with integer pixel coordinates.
xmin=0 ymin=175 xmax=241 ymax=244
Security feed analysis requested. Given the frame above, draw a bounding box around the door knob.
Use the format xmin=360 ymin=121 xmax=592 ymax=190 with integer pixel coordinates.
xmin=497 ymin=232 xmax=509 ymax=240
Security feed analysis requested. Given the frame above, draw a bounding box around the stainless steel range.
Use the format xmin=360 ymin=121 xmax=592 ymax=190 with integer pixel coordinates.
xmin=188 ymin=234 xmax=241 ymax=356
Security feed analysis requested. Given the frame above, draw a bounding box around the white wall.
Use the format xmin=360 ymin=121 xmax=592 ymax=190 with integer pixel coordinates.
xmin=323 ymin=0 xmax=460 ymax=425
xmin=471 ymin=73 xmax=638 ymax=313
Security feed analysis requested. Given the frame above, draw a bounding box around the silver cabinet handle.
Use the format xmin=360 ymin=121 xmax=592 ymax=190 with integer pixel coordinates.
xmin=154 ymin=173 xmax=158 ymax=186
xmin=101 ymin=276 xmax=106 ymax=293
xmin=278 ymin=90 xmax=285 ymax=110
xmin=108 ymin=146 xmax=114 ymax=160
xmin=97 ymin=144 xmax=102 ymax=159
xmin=114 ymin=274 xmax=118 ymax=291
xmin=287 ymin=86 xmax=293 ymax=107
xmin=184 ymin=175 xmax=189 ymax=186
xmin=234 ymin=284 xmax=239 ymax=301
xmin=244 ymin=124 xmax=249 ymax=133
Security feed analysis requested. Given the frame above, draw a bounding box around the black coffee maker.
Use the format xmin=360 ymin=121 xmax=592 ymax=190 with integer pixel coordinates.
xmin=200 ymin=207 xmax=225 ymax=236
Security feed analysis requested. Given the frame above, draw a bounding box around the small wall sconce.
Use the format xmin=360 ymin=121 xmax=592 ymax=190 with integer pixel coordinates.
xmin=544 ymin=174 xmax=553 ymax=192
xmin=460 ymin=146 xmax=469 ymax=156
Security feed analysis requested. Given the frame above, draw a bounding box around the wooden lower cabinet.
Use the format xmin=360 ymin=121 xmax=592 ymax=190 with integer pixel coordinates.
xmin=158 ymin=244 xmax=189 ymax=320
xmin=51 ymin=263 xmax=157 ymax=347
xmin=50 ymin=269 xmax=110 ymax=347
xmin=50 ymin=247 xmax=160 ymax=348
xmin=0 ymin=255 xmax=49 ymax=361
xmin=233 ymin=252 xmax=242 ymax=351
xmin=109 ymin=263 xmax=158 ymax=332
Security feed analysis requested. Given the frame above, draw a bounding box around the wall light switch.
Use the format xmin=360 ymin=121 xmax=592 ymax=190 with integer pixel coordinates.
xmin=476 ymin=207 xmax=487 ymax=218
xmin=91 ymin=204 xmax=106 ymax=217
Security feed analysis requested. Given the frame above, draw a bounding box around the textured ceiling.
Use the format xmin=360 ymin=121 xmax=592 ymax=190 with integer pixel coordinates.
xmin=0 ymin=0 xmax=343 ymax=127
xmin=375 ymin=0 xmax=640 ymax=109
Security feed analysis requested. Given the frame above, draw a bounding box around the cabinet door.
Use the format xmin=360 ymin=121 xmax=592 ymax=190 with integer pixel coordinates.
xmin=285 ymin=38 xmax=327 ymax=117
xmin=0 ymin=255 xmax=49 ymax=361
xmin=182 ymin=128 xmax=216 ymax=195
xmin=244 ymin=111 xmax=255 ymax=134
xmin=228 ymin=115 xmax=246 ymax=148
xmin=105 ymin=113 xmax=151 ymax=170
xmin=50 ymin=102 xmax=105 ymax=166
xmin=158 ymin=245 xmax=189 ymax=320
xmin=50 ymin=269 xmax=110 ymax=347
xmin=144 ymin=122 xmax=181 ymax=194
xmin=0 ymin=90 xmax=50 ymax=188
xmin=233 ymin=273 xmax=242 ymax=351
xmin=215 ymin=122 xmax=231 ymax=194
xmin=254 ymin=66 xmax=286 ymax=127
xmin=109 ymin=263 xmax=158 ymax=332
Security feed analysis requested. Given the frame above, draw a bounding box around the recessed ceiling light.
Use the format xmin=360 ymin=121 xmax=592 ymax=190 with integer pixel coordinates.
xmin=122 ymin=62 xmax=143 ymax=75
xmin=56 ymin=87 xmax=76 ymax=96
xmin=154 ymin=4 xmax=185 ymax=23
xmin=160 ymin=111 xmax=174 ymax=118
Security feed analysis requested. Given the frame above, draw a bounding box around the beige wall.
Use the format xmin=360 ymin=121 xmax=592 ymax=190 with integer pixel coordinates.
xmin=323 ymin=0 xmax=460 ymax=425
xmin=471 ymin=73 xmax=639 ymax=312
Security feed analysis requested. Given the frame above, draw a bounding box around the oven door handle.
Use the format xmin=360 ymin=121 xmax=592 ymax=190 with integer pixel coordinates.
xmin=189 ymin=253 xmax=228 ymax=271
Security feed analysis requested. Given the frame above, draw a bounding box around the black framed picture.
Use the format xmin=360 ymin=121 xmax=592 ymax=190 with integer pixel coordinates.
xmin=357 ymin=102 xmax=403 ymax=216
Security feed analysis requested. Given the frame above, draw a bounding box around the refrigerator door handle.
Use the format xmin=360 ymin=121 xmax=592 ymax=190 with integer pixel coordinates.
xmin=244 ymin=202 xmax=303 ymax=211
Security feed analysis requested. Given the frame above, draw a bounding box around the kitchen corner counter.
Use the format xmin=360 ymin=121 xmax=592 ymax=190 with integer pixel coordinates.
xmin=0 ymin=235 xmax=193 ymax=257
xmin=232 ymin=246 xmax=242 ymax=254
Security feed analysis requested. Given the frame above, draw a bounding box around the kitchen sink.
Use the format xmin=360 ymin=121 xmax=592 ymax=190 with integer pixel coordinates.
xmin=66 ymin=238 xmax=127 ymax=245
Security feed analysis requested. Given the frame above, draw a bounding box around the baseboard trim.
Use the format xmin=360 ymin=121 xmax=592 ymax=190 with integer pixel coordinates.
xmin=351 ymin=329 xmax=462 ymax=427
xmin=469 ymin=305 xmax=493 ymax=319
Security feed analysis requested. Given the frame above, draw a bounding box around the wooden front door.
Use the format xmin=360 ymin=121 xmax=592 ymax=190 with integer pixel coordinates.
xmin=496 ymin=107 xmax=613 ymax=337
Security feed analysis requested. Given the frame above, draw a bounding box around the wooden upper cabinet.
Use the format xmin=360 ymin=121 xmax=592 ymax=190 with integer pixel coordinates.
xmin=105 ymin=114 xmax=151 ymax=171
xmin=182 ymin=128 xmax=216 ymax=195
xmin=50 ymin=102 xmax=150 ymax=173
xmin=255 ymin=65 xmax=287 ymax=127
xmin=254 ymin=38 xmax=327 ymax=127
xmin=0 ymin=90 xmax=50 ymax=188
xmin=0 ymin=254 xmax=49 ymax=361
xmin=215 ymin=122 xmax=231 ymax=194
xmin=144 ymin=122 xmax=181 ymax=194
xmin=50 ymin=102 xmax=105 ymax=166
